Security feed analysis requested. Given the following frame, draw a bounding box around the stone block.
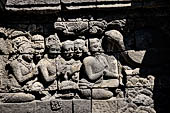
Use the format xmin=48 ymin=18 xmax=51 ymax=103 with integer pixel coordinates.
xmin=117 ymin=99 xmax=128 ymax=113
xmin=73 ymin=99 xmax=92 ymax=113
xmin=6 ymin=0 xmax=60 ymax=6
xmin=0 ymin=102 xmax=36 ymax=113
xmin=96 ymin=0 xmax=131 ymax=8
xmin=126 ymin=87 xmax=154 ymax=107
xmin=5 ymin=0 xmax=61 ymax=12
xmin=92 ymin=99 xmax=117 ymax=113
xmin=126 ymin=74 xmax=155 ymax=87
xmin=61 ymin=0 xmax=96 ymax=10
xmin=0 ymin=55 xmax=9 ymax=92
xmin=61 ymin=0 xmax=96 ymax=4
xmin=35 ymin=100 xmax=72 ymax=113
xmin=54 ymin=21 xmax=89 ymax=36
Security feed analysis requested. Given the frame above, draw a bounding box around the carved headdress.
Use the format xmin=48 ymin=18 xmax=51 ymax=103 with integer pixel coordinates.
xmin=45 ymin=33 xmax=62 ymax=49
xmin=74 ymin=39 xmax=86 ymax=46
xmin=62 ymin=40 xmax=74 ymax=49
xmin=31 ymin=34 xmax=44 ymax=41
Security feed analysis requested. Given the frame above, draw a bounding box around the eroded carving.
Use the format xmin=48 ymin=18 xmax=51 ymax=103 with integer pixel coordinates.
xmin=1 ymin=20 xmax=126 ymax=102
xmin=79 ymin=38 xmax=120 ymax=99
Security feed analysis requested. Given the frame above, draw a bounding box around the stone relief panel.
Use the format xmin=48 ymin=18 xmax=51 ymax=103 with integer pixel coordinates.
xmin=0 ymin=17 xmax=169 ymax=113
xmin=0 ymin=19 xmax=126 ymax=103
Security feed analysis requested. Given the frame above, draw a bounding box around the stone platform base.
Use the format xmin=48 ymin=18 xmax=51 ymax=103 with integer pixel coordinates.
xmin=0 ymin=99 xmax=125 ymax=113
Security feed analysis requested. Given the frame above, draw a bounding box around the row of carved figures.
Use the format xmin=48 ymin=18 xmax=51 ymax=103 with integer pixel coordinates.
xmin=2 ymin=30 xmax=124 ymax=102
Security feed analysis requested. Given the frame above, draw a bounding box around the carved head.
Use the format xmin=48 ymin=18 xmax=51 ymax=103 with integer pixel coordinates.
xmin=89 ymin=38 xmax=102 ymax=54
xmin=46 ymin=33 xmax=62 ymax=56
xmin=31 ymin=34 xmax=45 ymax=59
xmin=74 ymin=39 xmax=86 ymax=58
xmin=31 ymin=35 xmax=45 ymax=52
xmin=21 ymin=45 xmax=34 ymax=62
xmin=62 ymin=40 xmax=74 ymax=59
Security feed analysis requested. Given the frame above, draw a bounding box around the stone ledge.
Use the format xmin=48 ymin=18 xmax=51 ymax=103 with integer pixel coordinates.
xmin=0 ymin=99 xmax=129 ymax=113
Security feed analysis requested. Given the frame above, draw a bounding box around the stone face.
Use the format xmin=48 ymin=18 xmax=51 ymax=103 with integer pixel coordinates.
xmin=92 ymin=100 xmax=117 ymax=113
xmin=73 ymin=99 xmax=92 ymax=113
xmin=36 ymin=100 xmax=72 ymax=113
xmin=1 ymin=102 xmax=36 ymax=113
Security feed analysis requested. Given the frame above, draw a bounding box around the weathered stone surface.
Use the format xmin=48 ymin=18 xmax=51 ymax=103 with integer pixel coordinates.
xmin=73 ymin=99 xmax=91 ymax=113
xmin=5 ymin=0 xmax=61 ymax=12
xmin=0 ymin=55 xmax=9 ymax=93
xmin=96 ymin=0 xmax=131 ymax=8
xmin=6 ymin=0 xmax=60 ymax=5
xmin=126 ymin=74 xmax=155 ymax=87
xmin=92 ymin=99 xmax=117 ymax=113
xmin=133 ymin=94 xmax=153 ymax=106
xmin=36 ymin=100 xmax=72 ymax=113
xmin=117 ymin=99 xmax=128 ymax=113
xmin=61 ymin=0 xmax=96 ymax=4
xmin=0 ymin=93 xmax=35 ymax=103
xmin=61 ymin=0 xmax=96 ymax=10
xmin=126 ymin=87 xmax=155 ymax=113
xmin=89 ymin=21 xmax=107 ymax=35
xmin=54 ymin=21 xmax=89 ymax=36
xmin=1 ymin=101 xmax=36 ymax=113
xmin=1 ymin=3 xmax=170 ymax=113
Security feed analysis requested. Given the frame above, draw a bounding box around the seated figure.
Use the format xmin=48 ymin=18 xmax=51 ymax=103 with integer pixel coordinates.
xmin=57 ymin=40 xmax=80 ymax=99
xmin=37 ymin=34 xmax=65 ymax=100
xmin=79 ymin=38 xmax=119 ymax=99
xmin=7 ymin=45 xmax=38 ymax=102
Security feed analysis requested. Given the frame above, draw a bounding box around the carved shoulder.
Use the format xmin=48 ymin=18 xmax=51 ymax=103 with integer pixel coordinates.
xmin=37 ymin=58 xmax=47 ymax=68
xmin=10 ymin=59 xmax=21 ymax=69
xmin=83 ymin=56 xmax=95 ymax=65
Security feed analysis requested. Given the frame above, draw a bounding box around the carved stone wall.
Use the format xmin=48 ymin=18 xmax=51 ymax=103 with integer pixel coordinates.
xmin=0 ymin=0 xmax=170 ymax=113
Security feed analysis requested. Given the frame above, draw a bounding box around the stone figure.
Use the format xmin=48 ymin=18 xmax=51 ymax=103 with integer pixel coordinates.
xmin=10 ymin=31 xmax=32 ymax=54
xmin=74 ymin=39 xmax=88 ymax=60
xmin=79 ymin=38 xmax=119 ymax=99
xmin=6 ymin=45 xmax=39 ymax=102
xmin=57 ymin=40 xmax=80 ymax=99
xmin=31 ymin=34 xmax=45 ymax=64
xmin=37 ymin=34 xmax=65 ymax=100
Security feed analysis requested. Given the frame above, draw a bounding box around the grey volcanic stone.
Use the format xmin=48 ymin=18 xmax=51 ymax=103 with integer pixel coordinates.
xmin=6 ymin=0 xmax=60 ymax=5
xmin=61 ymin=0 xmax=96 ymax=10
xmin=133 ymin=94 xmax=153 ymax=106
xmin=92 ymin=99 xmax=117 ymax=113
xmin=0 ymin=55 xmax=9 ymax=93
xmin=36 ymin=100 xmax=72 ymax=113
xmin=61 ymin=0 xmax=96 ymax=4
xmin=0 ymin=101 xmax=36 ymax=113
xmin=73 ymin=99 xmax=92 ymax=113
xmin=117 ymin=99 xmax=128 ymax=113
xmin=0 ymin=93 xmax=35 ymax=103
